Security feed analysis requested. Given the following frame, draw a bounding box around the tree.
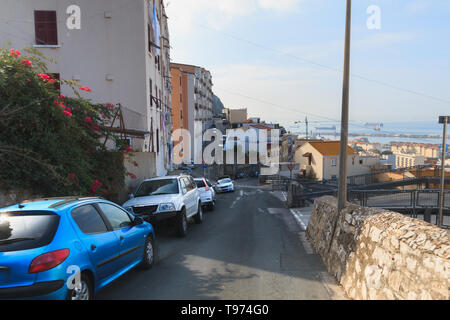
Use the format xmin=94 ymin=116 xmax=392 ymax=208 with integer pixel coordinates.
xmin=0 ymin=46 xmax=128 ymax=199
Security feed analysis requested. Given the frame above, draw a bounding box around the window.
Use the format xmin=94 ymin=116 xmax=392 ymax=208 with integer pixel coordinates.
xmin=148 ymin=24 xmax=152 ymax=53
xmin=71 ymin=205 xmax=108 ymax=235
xmin=149 ymin=79 xmax=153 ymax=107
xmin=135 ymin=179 xmax=179 ymax=197
xmin=34 ymin=11 xmax=58 ymax=45
xmin=180 ymin=93 xmax=182 ymax=103
xmin=359 ymin=159 xmax=363 ymax=165
xmin=98 ymin=203 xmax=132 ymax=230
xmin=156 ymin=128 xmax=160 ymax=153
xmin=331 ymin=159 xmax=337 ymax=167
xmin=0 ymin=211 xmax=60 ymax=252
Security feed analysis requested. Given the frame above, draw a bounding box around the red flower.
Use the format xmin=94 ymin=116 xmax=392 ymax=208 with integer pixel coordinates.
xmin=37 ymin=73 xmax=51 ymax=81
xmin=9 ymin=49 xmax=20 ymax=57
xmin=59 ymin=94 xmax=66 ymax=100
xmin=21 ymin=59 xmax=31 ymax=67
xmin=26 ymin=78 xmax=31 ymax=82
xmin=85 ymin=117 xmax=93 ymax=125
xmin=63 ymin=110 xmax=73 ymax=117
xmin=93 ymin=125 xmax=100 ymax=132
xmin=133 ymin=161 xmax=138 ymax=167
xmin=124 ymin=146 xmax=133 ymax=153
xmin=128 ymin=173 xmax=137 ymax=179
xmin=105 ymin=103 xmax=115 ymax=109
xmin=79 ymin=86 xmax=92 ymax=92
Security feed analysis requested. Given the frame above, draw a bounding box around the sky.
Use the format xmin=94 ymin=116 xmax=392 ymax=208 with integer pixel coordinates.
xmin=165 ymin=0 xmax=450 ymax=129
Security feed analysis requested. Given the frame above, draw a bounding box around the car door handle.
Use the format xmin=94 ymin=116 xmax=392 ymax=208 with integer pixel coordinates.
xmin=91 ymin=244 xmax=97 ymax=251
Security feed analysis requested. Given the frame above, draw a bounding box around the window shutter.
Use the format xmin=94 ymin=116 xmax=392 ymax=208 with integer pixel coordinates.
xmin=34 ymin=11 xmax=58 ymax=45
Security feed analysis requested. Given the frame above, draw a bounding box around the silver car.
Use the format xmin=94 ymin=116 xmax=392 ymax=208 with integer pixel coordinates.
xmin=123 ymin=175 xmax=202 ymax=237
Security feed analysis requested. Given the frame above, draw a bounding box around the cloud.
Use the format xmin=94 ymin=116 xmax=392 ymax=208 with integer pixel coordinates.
xmin=405 ymin=0 xmax=433 ymax=14
xmin=165 ymin=0 xmax=303 ymax=34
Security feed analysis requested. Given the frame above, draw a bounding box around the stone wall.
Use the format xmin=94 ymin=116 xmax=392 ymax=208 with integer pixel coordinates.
xmin=0 ymin=188 xmax=42 ymax=208
xmin=306 ymin=196 xmax=449 ymax=300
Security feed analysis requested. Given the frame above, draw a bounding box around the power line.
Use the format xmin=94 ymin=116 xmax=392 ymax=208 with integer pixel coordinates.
xmin=195 ymin=23 xmax=450 ymax=105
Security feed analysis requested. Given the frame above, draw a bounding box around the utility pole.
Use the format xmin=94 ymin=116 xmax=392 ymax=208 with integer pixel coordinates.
xmin=305 ymin=116 xmax=309 ymax=140
xmin=438 ymin=116 xmax=449 ymax=227
xmin=337 ymin=0 xmax=352 ymax=212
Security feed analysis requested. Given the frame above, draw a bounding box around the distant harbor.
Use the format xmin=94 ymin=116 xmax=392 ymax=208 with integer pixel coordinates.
xmin=317 ymin=132 xmax=448 ymax=140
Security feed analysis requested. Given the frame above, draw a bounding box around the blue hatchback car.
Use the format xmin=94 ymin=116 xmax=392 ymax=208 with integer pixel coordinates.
xmin=0 ymin=197 xmax=156 ymax=300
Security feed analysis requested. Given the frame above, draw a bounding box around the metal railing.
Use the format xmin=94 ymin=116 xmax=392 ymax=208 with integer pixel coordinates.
xmin=346 ymin=164 xmax=437 ymax=186
xmin=347 ymin=189 xmax=450 ymax=228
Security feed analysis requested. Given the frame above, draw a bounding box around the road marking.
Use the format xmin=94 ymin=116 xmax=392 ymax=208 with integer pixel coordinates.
xmin=240 ymin=190 xmax=244 ymax=196
xmin=281 ymin=192 xmax=287 ymax=201
xmin=289 ymin=209 xmax=307 ymax=231
xmin=258 ymin=208 xmax=265 ymax=214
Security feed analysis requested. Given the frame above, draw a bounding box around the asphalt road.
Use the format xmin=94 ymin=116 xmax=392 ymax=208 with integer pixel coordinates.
xmin=96 ymin=178 xmax=339 ymax=300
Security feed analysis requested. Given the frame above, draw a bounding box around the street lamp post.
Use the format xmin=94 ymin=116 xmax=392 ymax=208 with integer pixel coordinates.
xmin=438 ymin=116 xmax=449 ymax=227
xmin=337 ymin=0 xmax=352 ymax=212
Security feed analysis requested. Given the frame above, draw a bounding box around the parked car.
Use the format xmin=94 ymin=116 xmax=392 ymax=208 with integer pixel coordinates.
xmin=123 ymin=175 xmax=202 ymax=237
xmin=0 ymin=197 xmax=155 ymax=300
xmin=194 ymin=178 xmax=216 ymax=211
xmin=215 ymin=178 xmax=235 ymax=193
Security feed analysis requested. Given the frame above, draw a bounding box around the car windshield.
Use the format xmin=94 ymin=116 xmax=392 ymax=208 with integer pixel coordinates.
xmin=0 ymin=211 xmax=60 ymax=252
xmin=194 ymin=180 xmax=206 ymax=188
xmin=218 ymin=178 xmax=231 ymax=184
xmin=135 ymin=179 xmax=179 ymax=197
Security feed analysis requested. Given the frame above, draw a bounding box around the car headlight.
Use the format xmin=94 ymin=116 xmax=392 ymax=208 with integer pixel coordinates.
xmin=125 ymin=207 xmax=134 ymax=213
xmin=158 ymin=203 xmax=176 ymax=212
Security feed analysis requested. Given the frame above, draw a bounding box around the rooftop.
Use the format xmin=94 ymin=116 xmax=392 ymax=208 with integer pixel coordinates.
xmin=308 ymin=141 xmax=355 ymax=156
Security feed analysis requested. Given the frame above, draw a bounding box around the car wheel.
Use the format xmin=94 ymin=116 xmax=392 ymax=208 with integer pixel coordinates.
xmin=209 ymin=200 xmax=215 ymax=211
xmin=194 ymin=203 xmax=203 ymax=224
xmin=176 ymin=209 xmax=188 ymax=237
xmin=141 ymin=235 xmax=155 ymax=269
xmin=68 ymin=273 xmax=92 ymax=301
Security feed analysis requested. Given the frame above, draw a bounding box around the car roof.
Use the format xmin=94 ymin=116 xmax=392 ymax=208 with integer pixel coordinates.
xmin=0 ymin=197 xmax=105 ymax=213
xmin=141 ymin=175 xmax=183 ymax=182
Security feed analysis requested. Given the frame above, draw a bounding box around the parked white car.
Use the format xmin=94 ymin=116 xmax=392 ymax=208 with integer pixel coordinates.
xmin=123 ymin=175 xmax=202 ymax=237
xmin=215 ymin=178 xmax=235 ymax=193
xmin=194 ymin=178 xmax=216 ymax=210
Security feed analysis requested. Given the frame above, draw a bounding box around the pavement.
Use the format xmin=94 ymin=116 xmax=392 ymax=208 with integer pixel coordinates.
xmin=96 ymin=177 xmax=346 ymax=300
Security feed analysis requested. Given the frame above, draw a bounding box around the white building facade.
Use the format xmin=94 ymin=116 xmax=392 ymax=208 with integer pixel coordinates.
xmin=0 ymin=0 xmax=173 ymax=176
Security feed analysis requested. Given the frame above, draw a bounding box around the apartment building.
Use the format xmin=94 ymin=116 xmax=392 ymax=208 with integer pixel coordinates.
xmin=387 ymin=153 xmax=426 ymax=169
xmin=391 ymin=142 xmax=440 ymax=159
xmin=223 ymin=108 xmax=248 ymax=125
xmin=0 ymin=0 xmax=173 ymax=177
xmin=170 ymin=63 xmax=214 ymax=162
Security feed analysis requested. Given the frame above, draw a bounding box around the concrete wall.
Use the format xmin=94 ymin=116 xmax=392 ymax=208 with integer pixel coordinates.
xmin=307 ymin=196 xmax=449 ymax=300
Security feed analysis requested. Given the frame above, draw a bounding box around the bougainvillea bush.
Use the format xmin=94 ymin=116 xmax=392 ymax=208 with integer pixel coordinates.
xmin=0 ymin=46 xmax=129 ymax=199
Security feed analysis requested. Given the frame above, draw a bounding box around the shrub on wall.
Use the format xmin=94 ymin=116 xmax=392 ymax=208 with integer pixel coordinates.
xmin=0 ymin=46 xmax=128 ymax=199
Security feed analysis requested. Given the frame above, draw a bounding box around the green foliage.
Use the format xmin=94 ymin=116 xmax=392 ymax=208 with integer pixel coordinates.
xmin=0 ymin=46 xmax=128 ymax=199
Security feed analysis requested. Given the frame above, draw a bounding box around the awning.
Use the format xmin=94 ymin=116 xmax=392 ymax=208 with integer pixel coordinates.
xmin=303 ymin=152 xmax=312 ymax=157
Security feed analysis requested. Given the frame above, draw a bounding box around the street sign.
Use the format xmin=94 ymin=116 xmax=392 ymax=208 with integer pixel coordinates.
xmin=439 ymin=116 xmax=450 ymax=124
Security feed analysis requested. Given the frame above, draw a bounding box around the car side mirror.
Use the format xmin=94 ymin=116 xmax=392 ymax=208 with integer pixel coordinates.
xmin=133 ymin=216 xmax=144 ymax=226
xmin=129 ymin=193 xmax=134 ymax=199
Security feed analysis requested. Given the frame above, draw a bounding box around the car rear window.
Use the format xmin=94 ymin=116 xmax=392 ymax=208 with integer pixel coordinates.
xmin=0 ymin=211 xmax=60 ymax=252
xmin=195 ymin=180 xmax=207 ymax=188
